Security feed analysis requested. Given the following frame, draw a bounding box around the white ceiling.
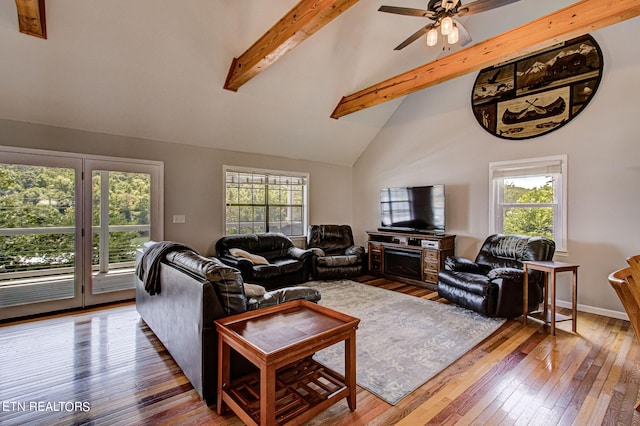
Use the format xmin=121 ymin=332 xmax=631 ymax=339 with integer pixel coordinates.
xmin=0 ymin=0 xmax=576 ymax=166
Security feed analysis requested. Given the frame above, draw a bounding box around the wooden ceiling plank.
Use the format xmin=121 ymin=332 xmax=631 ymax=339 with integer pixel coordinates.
xmin=224 ymin=0 xmax=360 ymax=92
xmin=331 ymin=0 xmax=640 ymax=119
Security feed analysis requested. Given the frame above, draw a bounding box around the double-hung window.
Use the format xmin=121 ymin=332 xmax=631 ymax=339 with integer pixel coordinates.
xmin=489 ymin=155 xmax=567 ymax=252
xmin=224 ymin=166 xmax=308 ymax=236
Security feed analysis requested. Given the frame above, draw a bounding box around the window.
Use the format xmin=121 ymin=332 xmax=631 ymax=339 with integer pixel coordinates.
xmin=489 ymin=155 xmax=567 ymax=252
xmin=224 ymin=166 xmax=308 ymax=236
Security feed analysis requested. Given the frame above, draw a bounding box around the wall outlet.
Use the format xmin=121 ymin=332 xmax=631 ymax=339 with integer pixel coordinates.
xmin=172 ymin=215 xmax=186 ymax=224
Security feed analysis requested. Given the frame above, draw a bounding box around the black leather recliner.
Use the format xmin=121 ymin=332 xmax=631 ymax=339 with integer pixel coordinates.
xmin=306 ymin=225 xmax=365 ymax=279
xmin=437 ymin=234 xmax=555 ymax=318
xmin=215 ymin=232 xmax=313 ymax=289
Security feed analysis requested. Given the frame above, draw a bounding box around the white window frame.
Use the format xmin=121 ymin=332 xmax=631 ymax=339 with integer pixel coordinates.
xmin=489 ymin=155 xmax=567 ymax=253
xmin=223 ymin=165 xmax=309 ymax=237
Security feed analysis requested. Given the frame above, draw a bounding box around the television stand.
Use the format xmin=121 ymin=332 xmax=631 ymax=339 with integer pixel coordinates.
xmin=367 ymin=230 xmax=455 ymax=290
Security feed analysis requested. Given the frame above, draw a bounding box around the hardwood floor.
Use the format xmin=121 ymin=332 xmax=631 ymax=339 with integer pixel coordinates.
xmin=1 ymin=276 xmax=640 ymax=425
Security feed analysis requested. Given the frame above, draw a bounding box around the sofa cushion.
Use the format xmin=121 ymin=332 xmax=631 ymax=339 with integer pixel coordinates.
xmin=320 ymin=225 xmax=344 ymax=239
xmin=271 ymin=258 xmax=304 ymax=275
xmin=252 ymin=258 xmax=303 ymax=279
xmin=247 ymin=286 xmax=322 ymax=310
xmin=229 ymin=248 xmax=269 ymax=265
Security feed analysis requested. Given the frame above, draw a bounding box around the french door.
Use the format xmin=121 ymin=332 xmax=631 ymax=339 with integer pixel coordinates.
xmin=0 ymin=148 xmax=163 ymax=320
xmin=82 ymin=159 xmax=163 ymax=306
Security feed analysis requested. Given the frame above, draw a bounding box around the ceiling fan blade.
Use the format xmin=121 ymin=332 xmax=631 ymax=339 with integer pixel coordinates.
xmin=394 ymin=25 xmax=432 ymax=50
xmin=454 ymin=19 xmax=472 ymax=46
xmin=457 ymin=0 xmax=520 ymax=16
xmin=378 ymin=5 xmax=436 ymax=19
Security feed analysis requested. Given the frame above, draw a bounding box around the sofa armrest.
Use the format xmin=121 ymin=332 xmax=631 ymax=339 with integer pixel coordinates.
xmin=444 ymin=256 xmax=484 ymax=273
xmin=309 ymin=247 xmax=325 ymax=257
xmin=345 ymin=245 xmax=365 ymax=258
xmin=487 ymin=267 xmax=524 ymax=281
xmin=217 ymin=254 xmax=253 ymax=275
xmin=247 ymin=286 xmax=322 ymax=310
xmin=288 ymin=246 xmax=313 ymax=260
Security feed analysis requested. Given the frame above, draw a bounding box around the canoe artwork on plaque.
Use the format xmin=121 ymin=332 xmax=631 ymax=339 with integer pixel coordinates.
xmin=471 ymin=34 xmax=603 ymax=140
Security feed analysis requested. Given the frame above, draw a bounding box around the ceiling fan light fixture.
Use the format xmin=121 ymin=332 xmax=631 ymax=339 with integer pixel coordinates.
xmin=426 ymin=27 xmax=438 ymax=46
xmin=379 ymin=0 xmax=517 ymax=51
xmin=447 ymin=25 xmax=459 ymax=44
xmin=440 ymin=16 xmax=453 ymax=35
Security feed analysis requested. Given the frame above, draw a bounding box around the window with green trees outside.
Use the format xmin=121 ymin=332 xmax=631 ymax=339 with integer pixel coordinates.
xmin=224 ymin=167 xmax=308 ymax=236
xmin=490 ymin=156 xmax=567 ymax=252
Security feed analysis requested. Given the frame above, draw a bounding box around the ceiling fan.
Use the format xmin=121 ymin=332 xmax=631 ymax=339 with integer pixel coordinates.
xmin=379 ymin=0 xmax=520 ymax=50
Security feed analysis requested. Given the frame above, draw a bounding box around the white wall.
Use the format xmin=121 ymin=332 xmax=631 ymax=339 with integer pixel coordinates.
xmin=0 ymin=119 xmax=353 ymax=255
xmin=353 ymin=19 xmax=640 ymax=316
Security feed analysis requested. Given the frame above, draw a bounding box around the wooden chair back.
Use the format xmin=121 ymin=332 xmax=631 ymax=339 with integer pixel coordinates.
xmin=628 ymin=254 xmax=640 ymax=289
xmin=608 ymin=266 xmax=640 ymax=411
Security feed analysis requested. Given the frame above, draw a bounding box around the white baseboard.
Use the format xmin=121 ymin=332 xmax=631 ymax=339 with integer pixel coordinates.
xmin=554 ymin=299 xmax=629 ymax=321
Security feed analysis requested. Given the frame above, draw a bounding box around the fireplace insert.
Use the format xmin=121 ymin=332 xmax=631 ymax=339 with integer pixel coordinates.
xmin=384 ymin=247 xmax=421 ymax=281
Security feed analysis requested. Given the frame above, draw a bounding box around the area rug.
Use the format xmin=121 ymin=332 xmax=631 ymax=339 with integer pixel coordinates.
xmin=304 ymin=280 xmax=506 ymax=405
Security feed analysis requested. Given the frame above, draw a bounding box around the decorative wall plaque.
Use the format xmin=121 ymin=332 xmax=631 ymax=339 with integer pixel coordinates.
xmin=15 ymin=0 xmax=47 ymax=39
xmin=471 ymin=34 xmax=603 ymax=140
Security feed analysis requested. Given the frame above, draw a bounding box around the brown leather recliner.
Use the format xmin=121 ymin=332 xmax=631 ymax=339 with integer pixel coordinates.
xmin=437 ymin=234 xmax=555 ymax=318
xmin=307 ymin=225 xmax=365 ymax=280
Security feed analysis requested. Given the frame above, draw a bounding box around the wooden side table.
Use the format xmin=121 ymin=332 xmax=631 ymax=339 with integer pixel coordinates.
xmin=215 ymin=299 xmax=360 ymax=426
xmin=522 ymin=260 xmax=579 ymax=336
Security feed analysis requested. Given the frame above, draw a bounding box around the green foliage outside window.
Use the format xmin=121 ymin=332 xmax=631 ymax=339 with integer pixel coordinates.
xmin=91 ymin=171 xmax=150 ymax=265
xmin=0 ymin=165 xmax=150 ymax=274
xmin=225 ymin=172 xmax=305 ymax=235
xmin=0 ymin=165 xmax=76 ymax=273
xmin=502 ymin=181 xmax=554 ymax=241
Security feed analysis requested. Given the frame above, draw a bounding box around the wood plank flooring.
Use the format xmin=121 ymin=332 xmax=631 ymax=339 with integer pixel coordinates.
xmin=1 ymin=275 xmax=640 ymax=425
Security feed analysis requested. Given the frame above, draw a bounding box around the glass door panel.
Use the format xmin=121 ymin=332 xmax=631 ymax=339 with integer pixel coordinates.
xmin=0 ymin=157 xmax=83 ymax=320
xmin=83 ymin=159 xmax=162 ymax=306
xmin=90 ymin=170 xmax=151 ymax=294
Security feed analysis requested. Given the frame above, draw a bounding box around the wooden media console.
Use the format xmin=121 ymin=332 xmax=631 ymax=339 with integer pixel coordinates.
xmin=367 ymin=230 xmax=455 ymax=290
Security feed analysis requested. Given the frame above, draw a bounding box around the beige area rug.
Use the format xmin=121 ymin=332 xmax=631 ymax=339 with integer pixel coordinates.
xmin=304 ymin=280 xmax=506 ymax=405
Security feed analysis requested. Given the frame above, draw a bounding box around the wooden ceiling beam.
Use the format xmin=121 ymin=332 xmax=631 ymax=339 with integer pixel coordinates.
xmin=224 ymin=0 xmax=360 ymax=92
xmin=331 ymin=0 xmax=640 ymax=119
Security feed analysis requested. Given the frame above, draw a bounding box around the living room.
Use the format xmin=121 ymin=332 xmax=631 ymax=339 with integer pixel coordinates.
xmin=1 ymin=0 xmax=639 ymax=424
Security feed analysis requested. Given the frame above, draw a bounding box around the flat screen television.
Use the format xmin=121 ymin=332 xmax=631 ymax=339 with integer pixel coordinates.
xmin=379 ymin=185 xmax=445 ymax=233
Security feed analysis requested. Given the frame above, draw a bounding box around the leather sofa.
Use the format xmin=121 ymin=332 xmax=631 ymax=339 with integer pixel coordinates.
xmin=135 ymin=242 xmax=321 ymax=404
xmin=307 ymin=225 xmax=365 ymax=279
xmin=215 ymin=232 xmax=313 ymax=289
xmin=437 ymin=234 xmax=555 ymax=318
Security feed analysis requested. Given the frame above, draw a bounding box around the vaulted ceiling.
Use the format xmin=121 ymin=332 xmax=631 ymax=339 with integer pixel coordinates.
xmin=0 ymin=0 xmax=636 ymax=166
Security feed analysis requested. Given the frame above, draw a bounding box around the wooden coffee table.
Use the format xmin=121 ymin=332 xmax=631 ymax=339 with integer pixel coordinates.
xmin=215 ymin=299 xmax=360 ymax=426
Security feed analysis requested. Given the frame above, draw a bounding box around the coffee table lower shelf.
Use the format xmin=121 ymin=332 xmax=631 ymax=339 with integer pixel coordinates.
xmin=223 ymin=357 xmax=348 ymax=426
